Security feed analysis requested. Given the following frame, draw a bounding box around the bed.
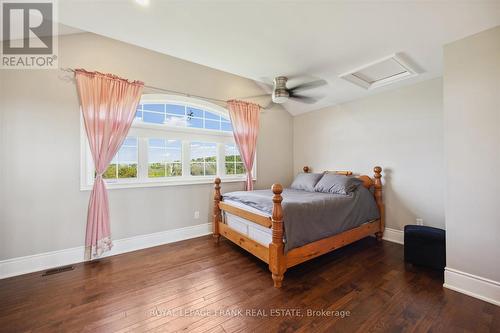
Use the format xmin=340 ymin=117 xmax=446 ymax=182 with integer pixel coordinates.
xmin=213 ymin=166 xmax=385 ymax=288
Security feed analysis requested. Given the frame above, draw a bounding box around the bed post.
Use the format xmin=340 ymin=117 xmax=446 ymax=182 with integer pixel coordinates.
xmin=213 ymin=177 xmax=222 ymax=244
xmin=269 ymin=183 xmax=286 ymax=288
xmin=373 ymin=166 xmax=384 ymax=241
xmin=303 ymin=166 xmax=310 ymax=173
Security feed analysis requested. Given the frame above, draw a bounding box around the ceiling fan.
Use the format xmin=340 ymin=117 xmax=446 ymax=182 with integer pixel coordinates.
xmin=258 ymin=76 xmax=328 ymax=106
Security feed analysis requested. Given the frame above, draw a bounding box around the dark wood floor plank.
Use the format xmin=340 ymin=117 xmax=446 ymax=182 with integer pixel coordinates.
xmin=1 ymin=235 xmax=498 ymax=333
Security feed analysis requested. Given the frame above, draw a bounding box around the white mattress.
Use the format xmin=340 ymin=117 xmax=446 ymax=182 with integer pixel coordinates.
xmin=222 ymin=199 xmax=377 ymax=248
xmin=223 ymin=199 xmax=274 ymax=246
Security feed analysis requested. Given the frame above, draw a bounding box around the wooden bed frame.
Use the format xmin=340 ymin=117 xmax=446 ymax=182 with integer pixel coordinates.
xmin=213 ymin=166 xmax=384 ymax=288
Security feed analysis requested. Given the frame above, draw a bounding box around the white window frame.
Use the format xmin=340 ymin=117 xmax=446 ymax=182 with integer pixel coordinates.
xmin=80 ymin=94 xmax=256 ymax=190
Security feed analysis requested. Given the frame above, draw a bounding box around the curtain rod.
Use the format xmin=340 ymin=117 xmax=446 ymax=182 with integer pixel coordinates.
xmin=60 ymin=67 xmax=268 ymax=109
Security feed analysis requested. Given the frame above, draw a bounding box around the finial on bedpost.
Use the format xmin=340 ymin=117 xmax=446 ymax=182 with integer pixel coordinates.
xmin=303 ymin=166 xmax=310 ymax=173
xmin=270 ymin=183 xmax=286 ymax=288
xmin=213 ymin=178 xmax=222 ymax=244
xmin=373 ymin=167 xmax=384 ymax=241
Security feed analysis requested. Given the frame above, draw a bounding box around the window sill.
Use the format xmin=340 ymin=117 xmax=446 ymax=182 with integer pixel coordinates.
xmin=80 ymin=176 xmax=254 ymax=191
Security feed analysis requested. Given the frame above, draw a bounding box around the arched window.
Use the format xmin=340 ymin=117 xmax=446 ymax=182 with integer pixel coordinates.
xmin=81 ymin=94 xmax=254 ymax=189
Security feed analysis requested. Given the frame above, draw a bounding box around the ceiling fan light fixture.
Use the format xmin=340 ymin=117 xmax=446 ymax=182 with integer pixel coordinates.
xmin=272 ymin=76 xmax=289 ymax=103
xmin=272 ymin=89 xmax=289 ymax=104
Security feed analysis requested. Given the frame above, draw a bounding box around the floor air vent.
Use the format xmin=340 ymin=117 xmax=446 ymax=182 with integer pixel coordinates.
xmin=339 ymin=53 xmax=419 ymax=90
xmin=42 ymin=265 xmax=74 ymax=276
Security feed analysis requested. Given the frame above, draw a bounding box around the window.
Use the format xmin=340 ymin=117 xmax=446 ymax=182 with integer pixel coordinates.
xmin=136 ymin=103 xmax=233 ymax=132
xmin=190 ymin=142 xmax=217 ymax=176
xmin=225 ymin=144 xmax=245 ymax=175
xmin=81 ymin=94 xmax=255 ymax=190
xmin=148 ymin=139 xmax=182 ymax=178
xmin=102 ymin=137 xmax=138 ymax=180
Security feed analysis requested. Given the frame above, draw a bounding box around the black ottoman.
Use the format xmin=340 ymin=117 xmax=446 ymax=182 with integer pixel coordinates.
xmin=404 ymin=225 xmax=445 ymax=270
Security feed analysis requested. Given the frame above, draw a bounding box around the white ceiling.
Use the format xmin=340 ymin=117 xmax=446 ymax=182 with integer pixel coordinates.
xmin=59 ymin=1 xmax=500 ymax=115
xmin=0 ymin=17 xmax=82 ymax=41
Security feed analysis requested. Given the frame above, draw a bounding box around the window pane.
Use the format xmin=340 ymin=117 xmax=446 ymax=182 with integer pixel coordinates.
xmin=165 ymin=147 xmax=181 ymax=164
xmin=190 ymin=142 xmax=216 ymax=162
xmin=101 ymin=137 xmax=138 ymax=180
xmin=103 ymin=164 xmax=117 ymax=179
xmin=205 ymin=162 xmax=217 ymax=175
xmin=149 ymin=138 xmax=165 ymax=148
xmin=143 ymin=111 xmax=165 ymax=124
xmin=122 ymin=137 xmax=137 ymax=147
xmin=224 ymin=143 xmax=241 ymax=167
xmin=221 ymin=121 xmax=232 ymax=132
xmin=118 ymin=146 xmax=137 ymax=163
xmin=166 ymin=163 xmax=182 ymax=177
xmin=190 ymin=163 xmax=204 ymax=176
xmin=143 ymin=104 xmax=164 ymax=112
xmin=187 ymin=118 xmax=203 ymax=129
xmin=224 ymin=144 xmax=237 ymax=161
xmin=205 ymin=119 xmax=220 ymax=131
xmin=165 ymin=104 xmax=185 ymax=116
xmin=148 ymin=139 xmax=182 ymax=178
xmin=149 ymin=163 xmax=166 ymax=178
xmin=190 ymin=142 xmax=203 ymax=162
xmin=190 ymin=142 xmax=217 ymax=176
xmin=135 ymin=105 xmax=143 ymax=119
xmin=225 ymin=162 xmax=235 ymax=175
xmin=205 ymin=111 xmax=220 ymax=121
xmin=235 ymin=163 xmax=245 ymax=174
xmin=165 ymin=115 xmax=187 ymax=127
xmin=118 ymin=164 xmax=137 ymax=178
xmin=148 ymin=147 xmax=165 ymax=164
xmin=205 ymin=155 xmax=216 ymax=163
xmin=187 ymin=107 xmax=203 ymax=118
xmin=223 ymin=143 xmax=245 ymax=176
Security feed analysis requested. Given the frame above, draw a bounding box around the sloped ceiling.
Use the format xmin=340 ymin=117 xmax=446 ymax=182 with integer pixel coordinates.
xmin=59 ymin=1 xmax=500 ymax=115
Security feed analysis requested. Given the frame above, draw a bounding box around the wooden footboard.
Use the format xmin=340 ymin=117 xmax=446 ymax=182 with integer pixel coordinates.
xmin=213 ymin=166 xmax=384 ymax=288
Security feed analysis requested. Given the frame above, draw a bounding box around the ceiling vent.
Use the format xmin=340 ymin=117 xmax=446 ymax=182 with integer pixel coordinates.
xmin=339 ymin=53 xmax=419 ymax=90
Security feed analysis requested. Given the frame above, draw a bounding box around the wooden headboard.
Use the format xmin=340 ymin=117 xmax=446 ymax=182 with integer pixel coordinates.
xmin=303 ymin=165 xmax=384 ymax=233
xmin=302 ymin=165 xmax=379 ymax=189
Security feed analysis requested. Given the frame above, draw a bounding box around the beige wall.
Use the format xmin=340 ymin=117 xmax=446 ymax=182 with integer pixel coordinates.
xmin=0 ymin=32 xmax=293 ymax=260
xmin=443 ymin=26 xmax=500 ymax=282
xmin=293 ymin=78 xmax=445 ymax=231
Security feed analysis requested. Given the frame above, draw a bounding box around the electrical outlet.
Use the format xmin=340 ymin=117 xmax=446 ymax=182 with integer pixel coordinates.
xmin=416 ymin=218 xmax=424 ymax=226
xmin=194 ymin=211 xmax=200 ymax=219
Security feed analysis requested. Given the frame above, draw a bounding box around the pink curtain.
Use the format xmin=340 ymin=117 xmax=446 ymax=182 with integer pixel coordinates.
xmin=227 ymin=100 xmax=261 ymax=191
xmin=75 ymin=69 xmax=144 ymax=258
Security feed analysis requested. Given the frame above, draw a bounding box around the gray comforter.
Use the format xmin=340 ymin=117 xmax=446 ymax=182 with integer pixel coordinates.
xmin=223 ymin=187 xmax=380 ymax=252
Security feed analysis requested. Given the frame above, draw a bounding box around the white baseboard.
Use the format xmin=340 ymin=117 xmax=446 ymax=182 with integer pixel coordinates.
xmin=0 ymin=223 xmax=211 ymax=279
xmin=444 ymin=267 xmax=500 ymax=306
xmin=382 ymin=227 xmax=404 ymax=244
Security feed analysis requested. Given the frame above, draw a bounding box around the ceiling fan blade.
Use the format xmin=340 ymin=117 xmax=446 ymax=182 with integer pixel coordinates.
xmin=288 ymin=94 xmax=319 ymax=104
xmin=289 ymin=79 xmax=328 ymax=93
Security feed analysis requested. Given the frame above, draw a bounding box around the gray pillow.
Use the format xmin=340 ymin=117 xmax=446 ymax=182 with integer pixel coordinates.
xmin=290 ymin=172 xmax=324 ymax=192
xmin=313 ymin=173 xmax=363 ymax=195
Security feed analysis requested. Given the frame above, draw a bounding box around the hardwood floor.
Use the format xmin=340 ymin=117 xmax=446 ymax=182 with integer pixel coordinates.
xmin=0 ymin=236 xmax=498 ymax=333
